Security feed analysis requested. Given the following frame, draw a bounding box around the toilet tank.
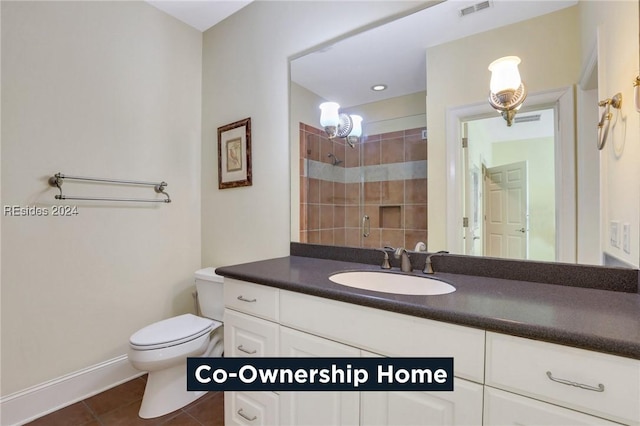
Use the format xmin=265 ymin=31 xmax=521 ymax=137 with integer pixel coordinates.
xmin=194 ymin=267 xmax=224 ymax=321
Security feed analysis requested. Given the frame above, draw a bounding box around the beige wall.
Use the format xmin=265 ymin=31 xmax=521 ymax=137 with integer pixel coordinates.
xmin=1 ymin=0 xmax=426 ymax=400
xmin=426 ymin=6 xmax=581 ymax=251
xmin=580 ymin=1 xmax=639 ymax=267
xmin=1 ymin=1 xmax=202 ymax=395
xmin=201 ymin=1 xmax=425 ymax=268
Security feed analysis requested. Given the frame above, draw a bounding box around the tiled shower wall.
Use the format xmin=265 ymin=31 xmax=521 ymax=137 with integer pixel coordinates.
xmin=300 ymin=123 xmax=427 ymax=249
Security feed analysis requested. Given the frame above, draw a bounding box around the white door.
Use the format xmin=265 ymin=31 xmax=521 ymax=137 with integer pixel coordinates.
xmin=485 ymin=161 xmax=528 ymax=259
xmin=279 ymin=326 xmax=360 ymax=426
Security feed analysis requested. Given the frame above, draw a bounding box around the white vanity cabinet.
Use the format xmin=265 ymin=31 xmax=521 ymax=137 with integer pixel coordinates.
xmin=223 ymin=279 xmax=281 ymax=426
xmin=360 ymin=351 xmax=483 ymax=426
xmin=483 ymin=387 xmax=622 ymax=425
xmin=225 ymin=391 xmax=280 ymax=426
xmin=224 ymin=309 xmax=279 ymax=357
xmin=278 ymin=291 xmax=485 ymax=426
xmin=278 ymin=290 xmax=486 ymax=383
xmin=223 ymin=278 xmax=280 ymax=322
xmin=223 ymin=278 xmax=640 ymax=426
xmin=485 ymin=332 xmax=640 ymax=425
xmin=279 ymin=326 xmax=361 ymax=426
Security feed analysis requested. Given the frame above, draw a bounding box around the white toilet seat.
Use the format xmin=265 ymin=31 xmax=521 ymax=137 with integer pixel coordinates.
xmin=130 ymin=313 xmax=219 ymax=350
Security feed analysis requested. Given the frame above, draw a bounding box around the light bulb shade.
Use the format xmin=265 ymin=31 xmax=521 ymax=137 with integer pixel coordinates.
xmin=488 ymin=56 xmax=522 ymax=94
xmin=350 ymin=115 xmax=363 ymax=137
xmin=488 ymin=56 xmax=527 ymax=126
xmin=319 ymin=102 xmax=340 ymax=127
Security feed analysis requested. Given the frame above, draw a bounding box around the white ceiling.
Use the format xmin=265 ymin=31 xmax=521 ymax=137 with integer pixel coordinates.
xmin=291 ymin=0 xmax=577 ymax=108
xmin=146 ymin=0 xmax=253 ymax=32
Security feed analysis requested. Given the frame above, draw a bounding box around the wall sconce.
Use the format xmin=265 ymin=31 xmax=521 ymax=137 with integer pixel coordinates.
xmin=319 ymin=102 xmax=363 ymax=148
xmin=488 ymin=56 xmax=527 ymax=126
xmin=597 ymin=92 xmax=622 ymax=150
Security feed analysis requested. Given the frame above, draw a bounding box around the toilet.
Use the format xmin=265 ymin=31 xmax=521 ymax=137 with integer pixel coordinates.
xmin=128 ymin=268 xmax=224 ymax=419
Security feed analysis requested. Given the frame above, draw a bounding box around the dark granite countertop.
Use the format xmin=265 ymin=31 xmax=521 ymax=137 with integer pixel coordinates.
xmin=216 ymin=255 xmax=640 ymax=360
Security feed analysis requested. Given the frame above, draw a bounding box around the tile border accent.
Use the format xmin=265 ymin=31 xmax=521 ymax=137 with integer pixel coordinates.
xmin=306 ymin=160 xmax=427 ymax=184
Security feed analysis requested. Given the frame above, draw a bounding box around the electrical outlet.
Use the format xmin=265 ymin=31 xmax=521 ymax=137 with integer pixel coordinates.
xmin=622 ymin=223 xmax=631 ymax=254
xmin=610 ymin=221 xmax=620 ymax=248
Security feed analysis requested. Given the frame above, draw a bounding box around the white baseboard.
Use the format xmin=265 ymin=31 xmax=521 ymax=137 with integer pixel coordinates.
xmin=0 ymin=354 xmax=143 ymax=426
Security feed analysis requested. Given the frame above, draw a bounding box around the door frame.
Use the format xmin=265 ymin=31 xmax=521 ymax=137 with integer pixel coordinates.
xmin=445 ymin=86 xmax=576 ymax=263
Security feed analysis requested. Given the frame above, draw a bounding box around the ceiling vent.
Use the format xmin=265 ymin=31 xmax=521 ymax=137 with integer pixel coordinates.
xmin=459 ymin=1 xmax=492 ymax=17
xmin=514 ymin=114 xmax=542 ymax=124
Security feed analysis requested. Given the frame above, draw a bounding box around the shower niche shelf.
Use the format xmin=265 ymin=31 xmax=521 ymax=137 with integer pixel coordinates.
xmin=379 ymin=205 xmax=402 ymax=229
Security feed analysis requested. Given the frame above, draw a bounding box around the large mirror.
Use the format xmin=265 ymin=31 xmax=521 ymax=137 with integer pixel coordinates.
xmin=290 ymin=0 xmax=640 ymax=268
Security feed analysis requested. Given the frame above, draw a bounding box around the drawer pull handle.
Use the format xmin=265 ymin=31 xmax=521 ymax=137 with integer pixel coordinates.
xmin=238 ymin=408 xmax=257 ymax=421
xmin=237 ymin=295 xmax=257 ymax=303
xmin=237 ymin=345 xmax=257 ymax=354
xmin=546 ymin=371 xmax=605 ymax=392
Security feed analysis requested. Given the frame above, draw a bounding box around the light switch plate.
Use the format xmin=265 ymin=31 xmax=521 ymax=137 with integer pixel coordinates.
xmin=622 ymin=223 xmax=631 ymax=253
xmin=610 ymin=221 xmax=620 ymax=248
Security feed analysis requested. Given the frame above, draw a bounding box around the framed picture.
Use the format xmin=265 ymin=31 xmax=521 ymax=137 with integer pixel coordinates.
xmin=217 ymin=117 xmax=252 ymax=189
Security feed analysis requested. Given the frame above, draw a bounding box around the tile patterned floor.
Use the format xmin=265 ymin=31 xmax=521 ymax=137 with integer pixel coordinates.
xmin=25 ymin=375 xmax=224 ymax=426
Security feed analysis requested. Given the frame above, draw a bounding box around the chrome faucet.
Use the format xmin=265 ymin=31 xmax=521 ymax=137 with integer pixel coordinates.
xmin=377 ymin=248 xmax=391 ymax=269
xmin=423 ymin=251 xmax=449 ymax=274
xmin=386 ymin=246 xmax=412 ymax=272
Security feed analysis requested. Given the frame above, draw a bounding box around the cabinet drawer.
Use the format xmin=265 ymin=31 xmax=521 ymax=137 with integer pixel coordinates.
xmin=225 ymin=391 xmax=279 ymax=426
xmin=224 ymin=278 xmax=279 ymax=321
xmin=224 ymin=309 xmax=279 ymax=357
xmin=280 ymin=290 xmax=485 ymax=383
xmin=486 ymin=332 xmax=640 ymax=425
xmin=484 ymin=387 xmax=621 ymax=425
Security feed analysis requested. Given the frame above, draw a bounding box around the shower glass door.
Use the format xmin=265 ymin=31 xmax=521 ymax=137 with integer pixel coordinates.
xmin=299 ymin=120 xmax=428 ymax=251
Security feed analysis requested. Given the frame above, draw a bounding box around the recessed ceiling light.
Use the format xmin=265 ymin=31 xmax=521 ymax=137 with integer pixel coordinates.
xmin=371 ymin=84 xmax=387 ymax=92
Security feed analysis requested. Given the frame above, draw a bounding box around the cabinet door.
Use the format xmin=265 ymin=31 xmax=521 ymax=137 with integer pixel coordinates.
xmin=224 ymin=308 xmax=279 ymax=357
xmin=279 ymin=326 xmax=360 ymax=426
xmin=484 ymin=387 xmax=621 ymax=425
xmin=360 ymin=350 xmax=483 ymax=426
xmin=361 ymin=379 xmax=483 ymax=426
xmin=225 ymin=391 xmax=279 ymax=426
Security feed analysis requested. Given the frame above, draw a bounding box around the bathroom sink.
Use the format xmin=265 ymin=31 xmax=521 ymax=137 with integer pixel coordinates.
xmin=329 ymin=271 xmax=456 ymax=296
